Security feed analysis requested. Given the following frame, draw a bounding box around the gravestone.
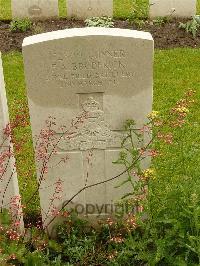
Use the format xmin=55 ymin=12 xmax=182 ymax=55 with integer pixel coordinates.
xmin=67 ymin=0 xmax=113 ymax=19
xmin=0 ymin=53 xmax=24 ymax=230
xmin=12 ymin=0 xmax=59 ymax=19
xmin=150 ymin=0 xmax=196 ymax=18
xmin=22 ymin=28 xmax=153 ymax=230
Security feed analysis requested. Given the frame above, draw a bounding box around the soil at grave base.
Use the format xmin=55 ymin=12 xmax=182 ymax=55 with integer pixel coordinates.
xmin=0 ymin=18 xmax=200 ymax=52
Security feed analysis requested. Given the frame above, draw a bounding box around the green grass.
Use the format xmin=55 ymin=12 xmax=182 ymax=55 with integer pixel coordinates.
xmin=2 ymin=48 xmax=200 ymax=214
xmin=2 ymin=52 xmax=39 ymax=214
xmin=0 ymin=0 xmax=199 ymax=21
xmin=153 ymin=49 xmax=200 ymax=183
xmin=0 ymin=0 xmax=11 ymax=20
xmin=154 ymin=49 xmax=200 ymax=111
xmin=114 ymin=0 xmax=134 ymax=19
xmin=59 ymin=0 xmax=67 ymax=18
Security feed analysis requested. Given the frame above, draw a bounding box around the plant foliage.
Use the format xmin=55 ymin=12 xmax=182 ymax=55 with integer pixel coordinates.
xmin=84 ymin=16 xmax=114 ymax=28
xmin=10 ymin=18 xmax=32 ymax=32
xmin=179 ymin=16 xmax=200 ymax=38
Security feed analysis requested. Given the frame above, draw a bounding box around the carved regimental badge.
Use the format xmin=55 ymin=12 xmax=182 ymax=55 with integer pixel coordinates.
xmin=58 ymin=97 xmax=122 ymax=151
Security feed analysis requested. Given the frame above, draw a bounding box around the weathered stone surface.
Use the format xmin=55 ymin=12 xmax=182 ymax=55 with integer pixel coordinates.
xmin=0 ymin=52 xmax=23 ymax=230
xmin=12 ymin=0 xmax=59 ymax=19
xmin=67 ymin=0 xmax=113 ymax=19
xmin=22 ymin=28 xmax=153 ymax=229
xmin=150 ymin=0 xmax=196 ymax=18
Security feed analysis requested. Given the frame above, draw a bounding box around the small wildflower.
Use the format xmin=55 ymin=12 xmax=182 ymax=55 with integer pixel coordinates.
xmin=61 ymin=210 xmax=70 ymax=218
xmin=142 ymin=168 xmax=156 ymax=181
xmin=171 ymin=119 xmax=185 ymax=128
xmin=108 ymin=251 xmax=118 ymax=260
xmin=139 ymin=148 xmax=145 ymax=156
xmin=3 ymin=123 xmax=12 ymax=137
xmin=13 ymin=221 xmax=21 ymax=227
xmin=175 ymin=107 xmax=189 ymax=114
xmin=106 ymin=217 xmax=114 ymax=226
xmin=110 ymin=235 xmax=124 ymax=244
xmin=6 ymin=229 xmax=21 ymax=241
xmin=125 ymin=214 xmax=137 ymax=229
xmin=137 ymin=205 xmax=144 ymax=213
xmin=185 ymin=89 xmax=196 ymax=97
xmin=154 ymin=119 xmax=163 ymax=127
xmin=147 ymin=111 xmax=159 ymax=120
xmin=149 ymin=149 xmax=160 ymax=157
xmin=157 ymin=133 xmax=173 ymax=144
xmin=140 ymin=125 xmax=151 ymax=133
xmin=164 ymin=133 xmax=173 ymax=144
xmin=51 ymin=207 xmax=60 ymax=217
xmin=9 ymin=254 xmax=17 ymax=260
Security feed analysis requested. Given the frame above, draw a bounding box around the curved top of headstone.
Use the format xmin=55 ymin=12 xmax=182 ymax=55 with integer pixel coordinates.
xmin=22 ymin=26 xmax=153 ymax=128
xmin=22 ymin=27 xmax=153 ymax=47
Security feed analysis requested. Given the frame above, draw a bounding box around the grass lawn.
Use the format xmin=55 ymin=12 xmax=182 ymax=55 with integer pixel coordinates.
xmin=2 ymin=48 xmax=200 ymax=215
xmin=0 ymin=0 xmax=200 ymax=20
xmin=153 ymin=49 xmax=200 ymax=190
xmin=2 ymin=52 xmax=39 ymax=214
xmin=0 ymin=0 xmax=11 ymax=20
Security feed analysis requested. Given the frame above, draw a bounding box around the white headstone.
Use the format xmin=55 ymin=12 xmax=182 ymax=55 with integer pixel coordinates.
xmin=150 ymin=0 xmax=196 ymax=18
xmin=12 ymin=0 xmax=59 ymax=19
xmin=0 ymin=52 xmax=23 ymax=230
xmin=22 ymin=28 xmax=153 ymax=230
xmin=67 ymin=0 xmax=113 ymax=19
